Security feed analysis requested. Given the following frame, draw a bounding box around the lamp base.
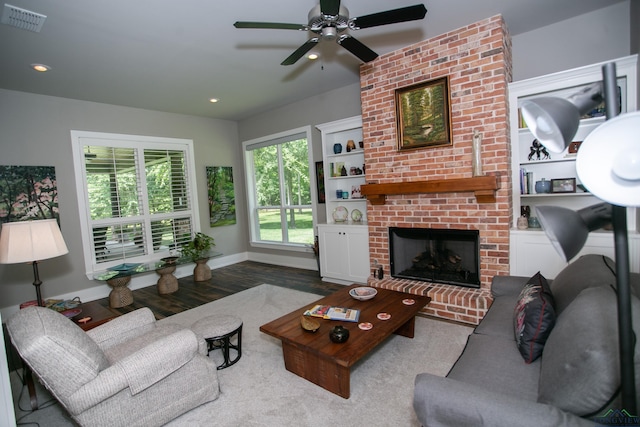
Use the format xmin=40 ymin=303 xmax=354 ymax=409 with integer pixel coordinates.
xmin=31 ymin=261 xmax=44 ymax=307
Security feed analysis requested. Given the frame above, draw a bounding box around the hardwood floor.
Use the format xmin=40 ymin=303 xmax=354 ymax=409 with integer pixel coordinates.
xmin=95 ymin=261 xmax=345 ymax=319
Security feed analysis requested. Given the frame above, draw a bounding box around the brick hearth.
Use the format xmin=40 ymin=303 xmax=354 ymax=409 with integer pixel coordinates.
xmin=359 ymin=15 xmax=513 ymax=325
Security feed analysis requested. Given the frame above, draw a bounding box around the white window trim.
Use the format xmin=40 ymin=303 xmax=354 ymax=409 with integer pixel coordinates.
xmin=242 ymin=126 xmax=317 ymax=252
xmin=70 ymin=130 xmax=200 ymax=278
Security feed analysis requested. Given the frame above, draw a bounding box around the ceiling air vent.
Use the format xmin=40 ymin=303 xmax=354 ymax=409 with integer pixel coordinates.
xmin=1 ymin=3 xmax=47 ymax=32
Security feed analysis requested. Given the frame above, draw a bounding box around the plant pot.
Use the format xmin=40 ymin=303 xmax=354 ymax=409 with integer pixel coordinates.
xmin=193 ymin=258 xmax=212 ymax=281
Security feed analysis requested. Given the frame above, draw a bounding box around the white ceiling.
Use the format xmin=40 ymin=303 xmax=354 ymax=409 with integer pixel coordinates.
xmin=0 ymin=0 xmax=625 ymax=121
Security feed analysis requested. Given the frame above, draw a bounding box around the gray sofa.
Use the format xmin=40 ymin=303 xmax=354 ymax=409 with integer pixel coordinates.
xmin=414 ymin=254 xmax=640 ymax=426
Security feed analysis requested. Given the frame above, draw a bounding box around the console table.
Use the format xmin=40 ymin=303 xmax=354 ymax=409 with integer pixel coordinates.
xmin=94 ymin=252 xmax=222 ymax=307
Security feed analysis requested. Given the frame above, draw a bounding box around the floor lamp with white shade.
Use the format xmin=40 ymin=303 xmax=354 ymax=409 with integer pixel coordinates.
xmin=520 ymin=62 xmax=639 ymax=413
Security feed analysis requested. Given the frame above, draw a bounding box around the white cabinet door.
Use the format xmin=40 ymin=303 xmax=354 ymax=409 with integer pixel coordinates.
xmin=319 ymin=225 xmax=350 ymax=280
xmin=345 ymin=227 xmax=370 ymax=281
xmin=318 ymin=224 xmax=369 ymax=284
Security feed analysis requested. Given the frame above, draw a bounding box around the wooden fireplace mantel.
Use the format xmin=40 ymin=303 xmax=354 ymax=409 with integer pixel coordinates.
xmin=360 ymin=175 xmax=499 ymax=205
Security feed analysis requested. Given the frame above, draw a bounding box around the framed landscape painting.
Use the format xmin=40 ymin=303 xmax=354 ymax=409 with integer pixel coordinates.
xmin=395 ymin=76 xmax=452 ymax=150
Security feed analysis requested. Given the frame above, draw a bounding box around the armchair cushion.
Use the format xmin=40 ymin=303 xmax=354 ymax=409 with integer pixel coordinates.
xmin=114 ymin=329 xmax=200 ymax=394
xmin=87 ymin=306 xmax=157 ymax=350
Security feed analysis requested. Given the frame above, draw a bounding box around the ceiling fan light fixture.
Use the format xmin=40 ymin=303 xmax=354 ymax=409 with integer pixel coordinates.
xmin=307 ymin=52 xmax=319 ymax=60
xmin=209 ymin=98 xmax=219 ymax=103
xmin=321 ymin=26 xmax=337 ymax=40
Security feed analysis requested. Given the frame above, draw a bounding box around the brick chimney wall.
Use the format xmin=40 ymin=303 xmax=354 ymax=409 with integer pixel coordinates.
xmin=360 ymin=15 xmax=513 ymax=325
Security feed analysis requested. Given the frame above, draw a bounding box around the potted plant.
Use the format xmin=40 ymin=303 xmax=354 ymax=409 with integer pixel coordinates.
xmin=180 ymin=232 xmax=215 ymax=281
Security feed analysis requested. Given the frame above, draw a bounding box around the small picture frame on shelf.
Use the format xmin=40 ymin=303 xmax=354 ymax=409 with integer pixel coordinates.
xmin=551 ymin=178 xmax=576 ymax=193
xmin=351 ymin=185 xmax=362 ymax=199
xmin=568 ymin=141 xmax=582 ymax=154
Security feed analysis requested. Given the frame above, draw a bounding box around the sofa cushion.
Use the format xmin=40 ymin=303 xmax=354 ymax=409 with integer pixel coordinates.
xmin=538 ymin=285 xmax=640 ymax=416
xmin=550 ymin=254 xmax=616 ymax=314
xmin=447 ymin=333 xmax=541 ymax=402
xmin=513 ymin=272 xmax=556 ymax=363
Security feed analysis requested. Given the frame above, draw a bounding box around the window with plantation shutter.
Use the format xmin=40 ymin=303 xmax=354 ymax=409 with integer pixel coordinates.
xmin=71 ymin=131 xmax=200 ymax=276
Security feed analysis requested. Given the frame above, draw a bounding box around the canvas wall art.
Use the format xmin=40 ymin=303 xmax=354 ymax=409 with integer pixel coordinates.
xmin=0 ymin=165 xmax=58 ymax=224
xmin=207 ymin=166 xmax=236 ymax=227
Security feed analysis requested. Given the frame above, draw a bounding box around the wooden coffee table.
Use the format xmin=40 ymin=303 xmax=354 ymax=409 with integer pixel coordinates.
xmin=260 ymin=284 xmax=431 ymax=398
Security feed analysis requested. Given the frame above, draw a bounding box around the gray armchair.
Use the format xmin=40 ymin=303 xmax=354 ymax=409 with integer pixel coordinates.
xmin=7 ymin=306 xmax=219 ymax=427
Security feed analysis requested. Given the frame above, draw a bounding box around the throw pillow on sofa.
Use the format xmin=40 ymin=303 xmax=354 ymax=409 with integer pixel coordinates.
xmin=538 ymin=285 xmax=640 ymax=416
xmin=513 ymin=271 xmax=556 ymax=364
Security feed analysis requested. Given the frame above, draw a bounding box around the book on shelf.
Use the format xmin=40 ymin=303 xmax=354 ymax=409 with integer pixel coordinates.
xmin=519 ymin=168 xmax=533 ymax=194
xmin=304 ymin=305 xmax=361 ymax=322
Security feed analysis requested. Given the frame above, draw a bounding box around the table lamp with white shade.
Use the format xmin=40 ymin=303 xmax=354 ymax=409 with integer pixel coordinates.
xmin=0 ymin=219 xmax=69 ymax=307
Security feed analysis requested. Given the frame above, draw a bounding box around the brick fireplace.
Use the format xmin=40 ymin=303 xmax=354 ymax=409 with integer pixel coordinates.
xmin=360 ymin=15 xmax=513 ymax=325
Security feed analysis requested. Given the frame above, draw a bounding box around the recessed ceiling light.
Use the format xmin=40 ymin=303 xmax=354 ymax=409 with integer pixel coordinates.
xmin=31 ymin=63 xmax=51 ymax=72
xmin=209 ymin=98 xmax=219 ymax=103
xmin=307 ymin=53 xmax=319 ymax=60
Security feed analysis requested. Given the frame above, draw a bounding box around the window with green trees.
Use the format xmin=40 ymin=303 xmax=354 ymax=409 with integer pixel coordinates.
xmin=244 ymin=127 xmax=315 ymax=248
xmin=72 ymin=131 xmax=198 ymax=274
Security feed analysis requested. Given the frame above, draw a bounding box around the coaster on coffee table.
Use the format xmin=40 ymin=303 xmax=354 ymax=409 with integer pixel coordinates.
xmin=358 ymin=322 xmax=373 ymax=330
xmin=377 ymin=312 xmax=391 ymax=321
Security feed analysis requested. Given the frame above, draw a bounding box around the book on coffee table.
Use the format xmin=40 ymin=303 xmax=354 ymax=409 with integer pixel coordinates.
xmin=304 ymin=305 xmax=360 ymax=322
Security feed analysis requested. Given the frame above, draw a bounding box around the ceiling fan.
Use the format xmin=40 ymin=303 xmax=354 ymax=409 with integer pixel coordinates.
xmin=234 ymin=1 xmax=427 ymax=65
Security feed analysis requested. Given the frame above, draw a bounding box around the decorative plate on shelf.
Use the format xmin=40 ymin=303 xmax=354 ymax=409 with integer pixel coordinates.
xmin=332 ymin=206 xmax=348 ymax=222
xmin=351 ymin=209 xmax=362 ymax=222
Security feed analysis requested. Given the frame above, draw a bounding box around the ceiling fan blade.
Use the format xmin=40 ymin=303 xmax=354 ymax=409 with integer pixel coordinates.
xmin=349 ymin=4 xmax=427 ymax=30
xmin=281 ymin=38 xmax=320 ymax=66
xmin=234 ymin=21 xmax=308 ymax=31
xmin=337 ymin=35 xmax=378 ymax=63
xmin=320 ymin=0 xmax=340 ymax=16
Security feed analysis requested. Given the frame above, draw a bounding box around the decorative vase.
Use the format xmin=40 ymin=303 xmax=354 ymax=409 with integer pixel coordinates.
xmin=535 ymin=178 xmax=551 ymax=194
xmin=333 ymin=143 xmax=342 ymax=154
xmin=517 ymin=215 xmax=529 ymax=230
xmin=528 ymin=217 xmax=541 ymax=228
xmin=329 ymin=325 xmax=349 ymax=343
xmin=472 ymin=130 xmax=483 ymax=176
xmin=193 ymin=258 xmax=212 ymax=281
xmin=346 ymin=140 xmax=356 ymax=152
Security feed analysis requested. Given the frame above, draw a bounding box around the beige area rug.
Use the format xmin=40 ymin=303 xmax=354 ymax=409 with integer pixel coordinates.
xmin=10 ymin=284 xmax=473 ymax=426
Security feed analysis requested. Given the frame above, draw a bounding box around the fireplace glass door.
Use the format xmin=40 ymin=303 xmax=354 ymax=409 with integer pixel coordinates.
xmin=389 ymin=227 xmax=480 ymax=288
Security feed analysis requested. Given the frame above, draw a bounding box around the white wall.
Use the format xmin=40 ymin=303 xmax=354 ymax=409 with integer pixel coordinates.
xmin=0 ymin=89 xmax=243 ymax=313
xmin=512 ymin=1 xmax=631 ymax=81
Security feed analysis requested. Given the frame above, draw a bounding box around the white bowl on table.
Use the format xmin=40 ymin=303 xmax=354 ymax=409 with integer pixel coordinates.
xmin=349 ymin=287 xmax=377 ymax=301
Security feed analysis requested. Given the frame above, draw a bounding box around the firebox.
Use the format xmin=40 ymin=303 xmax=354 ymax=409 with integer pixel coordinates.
xmin=389 ymin=227 xmax=480 ymax=288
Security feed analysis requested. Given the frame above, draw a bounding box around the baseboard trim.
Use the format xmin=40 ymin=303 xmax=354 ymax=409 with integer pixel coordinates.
xmin=247 ymin=251 xmax=318 ymax=271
